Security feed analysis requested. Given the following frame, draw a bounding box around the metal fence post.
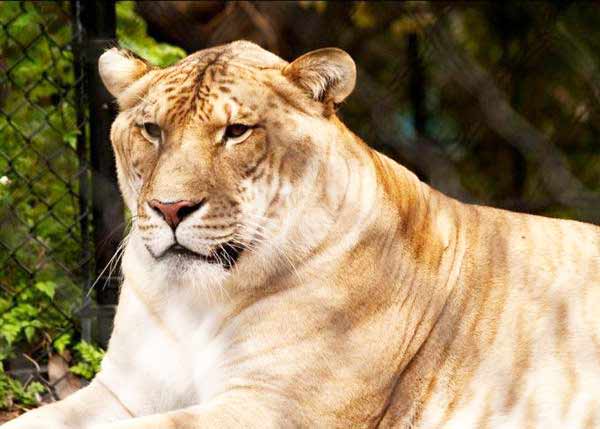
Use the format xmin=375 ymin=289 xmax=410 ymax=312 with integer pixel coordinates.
xmin=74 ymin=0 xmax=123 ymax=348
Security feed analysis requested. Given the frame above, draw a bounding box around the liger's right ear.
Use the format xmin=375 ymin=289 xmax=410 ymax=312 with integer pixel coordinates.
xmin=98 ymin=48 xmax=151 ymax=98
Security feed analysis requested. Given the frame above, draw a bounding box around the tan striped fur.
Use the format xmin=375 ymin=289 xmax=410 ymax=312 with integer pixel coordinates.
xmin=4 ymin=41 xmax=600 ymax=429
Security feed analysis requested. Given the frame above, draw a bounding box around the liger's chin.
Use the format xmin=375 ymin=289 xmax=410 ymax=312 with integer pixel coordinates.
xmin=164 ymin=242 xmax=251 ymax=290
xmin=162 ymin=256 xmax=232 ymax=289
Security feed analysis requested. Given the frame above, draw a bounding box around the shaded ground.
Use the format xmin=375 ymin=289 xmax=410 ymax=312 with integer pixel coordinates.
xmin=0 ymin=410 xmax=22 ymax=423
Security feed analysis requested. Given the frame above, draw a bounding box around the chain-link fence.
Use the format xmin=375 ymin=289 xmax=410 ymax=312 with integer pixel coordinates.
xmin=0 ymin=0 xmax=122 ymax=408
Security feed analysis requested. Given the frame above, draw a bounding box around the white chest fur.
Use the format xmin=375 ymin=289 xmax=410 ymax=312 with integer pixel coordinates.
xmin=98 ymin=277 xmax=228 ymax=417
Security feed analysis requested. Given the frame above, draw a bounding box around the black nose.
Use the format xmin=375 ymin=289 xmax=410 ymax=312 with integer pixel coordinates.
xmin=148 ymin=199 xmax=205 ymax=230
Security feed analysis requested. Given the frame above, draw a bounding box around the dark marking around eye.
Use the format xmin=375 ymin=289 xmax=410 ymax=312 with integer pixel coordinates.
xmin=225 ymin=123 xmax=250 ymax=139
xmin=143 ymin=122 xmax=161 ymax=139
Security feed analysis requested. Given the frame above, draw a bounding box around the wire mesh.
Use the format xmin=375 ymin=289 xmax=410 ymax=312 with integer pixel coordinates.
xmin=0 ymin=0 xmax=92 ymax=405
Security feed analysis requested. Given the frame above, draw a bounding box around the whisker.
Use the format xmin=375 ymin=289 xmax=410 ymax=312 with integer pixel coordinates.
xmin=87 ymin=218 xmax=135 ymax=298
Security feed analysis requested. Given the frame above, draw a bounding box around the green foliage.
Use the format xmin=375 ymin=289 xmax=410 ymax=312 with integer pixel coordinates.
xmin=0 ymin=1 xmax=183 ymax=411
xmin=116 ymin=1 xmax=186 ymax=67
xmin=69 ymin=341 xmax=104 ymax=380
xmin=0 ymin=282 xmax=58 ymax=351
xmin=0 ymin=0 xmax=83 ymax=355
xmin=52 ymin=332 xmax=71 ymax=355
xmin=0 ymin=3 xmax=83 ymax=397
xmin=0 ymin=363 xmax=44 ymax=410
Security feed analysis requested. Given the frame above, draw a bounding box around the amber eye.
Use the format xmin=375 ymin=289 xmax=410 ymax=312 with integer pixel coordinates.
xmin=225 ymin=124 xmax=250 ymax=139
xmin=143 ymin=122 xmax=162 ymax=140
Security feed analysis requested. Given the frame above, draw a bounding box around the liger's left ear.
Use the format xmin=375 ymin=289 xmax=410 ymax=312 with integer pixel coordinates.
xmin=283 ymin=48 xmax=356 ymax=105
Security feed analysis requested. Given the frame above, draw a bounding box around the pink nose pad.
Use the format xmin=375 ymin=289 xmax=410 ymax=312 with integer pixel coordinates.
xmin=148 ymin=199 xmax=204 ymax=230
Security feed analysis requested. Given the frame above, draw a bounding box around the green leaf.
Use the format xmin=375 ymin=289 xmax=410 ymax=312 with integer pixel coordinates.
xmin=34 ymin=281 xmax=56 ymax=299
xmin=63 ymin=130 xmax=79 ymax=150
xmin=70 ymin=341 xmax=105 ymax=380
xmin=24 ymin=326 xmax=35 ymax=343
xmin=116 ymin=1 xmax=186 ymax=67
xmin=53 ymin=332 xmax=72 ymax=354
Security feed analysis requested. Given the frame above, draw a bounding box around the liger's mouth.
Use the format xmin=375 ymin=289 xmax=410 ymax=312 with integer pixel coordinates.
xmin=158 ymin=242 xmax=244 ymax=269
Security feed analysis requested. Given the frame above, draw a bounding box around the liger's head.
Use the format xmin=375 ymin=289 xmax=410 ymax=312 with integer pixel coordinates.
xmin=99 ymin=41 xmax=356 ymax=283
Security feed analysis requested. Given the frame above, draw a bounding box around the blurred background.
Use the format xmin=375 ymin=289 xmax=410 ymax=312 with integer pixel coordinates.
xmin=0 ymin=0 xmax=598 ymax=419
